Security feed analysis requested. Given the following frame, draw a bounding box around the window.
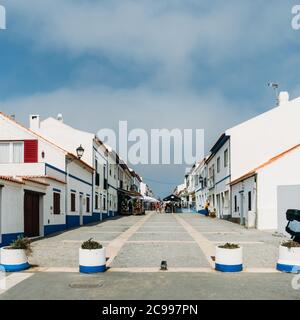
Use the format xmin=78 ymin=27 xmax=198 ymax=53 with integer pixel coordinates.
xmin=95 ymin=194 xmax=99 ymax=210
xmin=71 ymin=193 xmax=76 ymax=212
xmin=0 ymin=143 xmax=10 ymax=163
xmin=95 ymin=159 xmax=98 ymax=172
xmin=224 ymin=149 xmax=229 ymax=168
xmin=217 ymin=157 xmax=220 ymax=173
xmin=103 ymin=196 xmax=106 ymax=210
xmin=86 ymin=196 xmax=90 ymax=213
xmin=0 ymin=142 xmax=24 ymax=163
xmin=248 ymin=191 xmax=252 ymax=211
xmin=234 ymin=195 xmax=238 ymax=212
xmin=53 ymin=192 xmax=61 ymax=215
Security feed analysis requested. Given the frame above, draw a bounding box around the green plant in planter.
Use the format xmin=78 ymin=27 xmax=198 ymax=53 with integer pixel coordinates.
xmin=81 ymin=238 xmax=102 ymax=250
xmin=282 ymin=240 xmax=300 ymax=249
xmin=10 ymin=236 xmax=32 ymax=255
xmin=219 ymin=243 xmax=240 ymax=249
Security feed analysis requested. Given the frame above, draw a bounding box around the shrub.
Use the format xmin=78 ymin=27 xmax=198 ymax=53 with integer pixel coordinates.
xmin=282 ymin=240 xmax=300 ymax=249
xmin=219 ymin=243 xmax=240 ymax=249
xmin=10 ymin=236 xmax=32 ymax=255
xmin=81 ymin=238 xmax=102 ymax=250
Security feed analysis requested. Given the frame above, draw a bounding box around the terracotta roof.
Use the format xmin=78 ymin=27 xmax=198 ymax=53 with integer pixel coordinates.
xmin=0 ymin=176 xmax=24 ymax=185
xmin=20 ymin=177 xmax=50 ymax=186
xmin=230 ymin=143 xmax=300 ymax=185
xmin=21 ymin=175 xmax=67 ymax=184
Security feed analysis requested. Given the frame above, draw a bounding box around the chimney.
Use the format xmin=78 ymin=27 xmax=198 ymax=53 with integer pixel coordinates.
xmin=278 ymin=91 xmax=289 ymax=106
xmin=57 ymin=113 xmax=63 ymax=122
xmin=30 ymin=115 xmax=40 ymax=130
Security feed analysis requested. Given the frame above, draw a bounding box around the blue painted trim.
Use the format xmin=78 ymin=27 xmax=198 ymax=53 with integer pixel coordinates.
xmin=215 ymin=263 xmax=243 ymax=272
xmin=53 ymin=188 xmax=61 ymax=193
xmin=215 ymin=175 xmax=231 ymax=186
xmin=79 ymin=192 xmax=84 ymax=195
xmin=0 ymin=233 xmax=24 ymax=247
xmin=83 ymin=213 xmax=101 ymax=224
xmin=0 ymin=262 xmax=30 ymax=272
xmin=69 ymin=174 xmax=92 ymax=186
xmin=44 ymin=224 xmax=66 ymax=236
xmin=79 ymin=265 xmax=106 ymax=273
xmin=86 ymin=194 xmax=91 ymax=197
xmin=71 ymin=189 xmax=77 ymax=193
xmin=66 ymin=215 xmax=80 ymax=229
xmin=277 ymin=263 xmax=300 ymax=273
xmin=108 ymin=184 xmax=118 ymax=191
xmin=46 ymin=163 xmax=92 ymax=186
xmin=46 ymin=163 xmax=66 ymax=175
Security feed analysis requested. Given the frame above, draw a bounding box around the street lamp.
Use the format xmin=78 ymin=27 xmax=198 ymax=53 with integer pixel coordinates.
xmin=65 ymin=144 xmax=85 ymax=221
xmin=76 ymin=145 xmax=84 ymax=160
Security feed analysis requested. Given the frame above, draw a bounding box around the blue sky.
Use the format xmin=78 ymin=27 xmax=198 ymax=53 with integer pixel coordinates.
xmin=1 ymin=0 xmax=300 ymax=197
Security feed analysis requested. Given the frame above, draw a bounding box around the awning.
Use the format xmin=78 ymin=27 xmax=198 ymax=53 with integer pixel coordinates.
xmin=163 ymin=194 xmax=181 ymax=202
xmin=143 ymin=196 xmax=159 ymax=203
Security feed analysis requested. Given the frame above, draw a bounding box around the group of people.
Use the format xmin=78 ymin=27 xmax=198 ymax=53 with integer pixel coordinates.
xmin=155 ymin=202 xmax=163 ymax=213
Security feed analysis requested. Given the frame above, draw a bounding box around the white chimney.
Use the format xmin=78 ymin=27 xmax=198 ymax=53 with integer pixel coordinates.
xmin=57 ymin=113 xmax=63 ymax=122
xmin=30 ymin=115 xmax=40 ymax=130
xmin=278 ymin=91 xmax=289 ymax=106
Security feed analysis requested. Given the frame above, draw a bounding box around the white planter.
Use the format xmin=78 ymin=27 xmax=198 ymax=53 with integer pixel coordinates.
xmin=0 ymin=247 xmax=30 ymax=272
xmin=215 ymin=246 xmax=243 ymax=272
xmin=79 ymin=247 xmax=106 ymax=273
xmin=277 ymin=245 xmax=300 ymax=273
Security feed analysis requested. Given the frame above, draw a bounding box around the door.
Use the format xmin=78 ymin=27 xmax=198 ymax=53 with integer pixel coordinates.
xmin=24 ymin=191 xmax=40 ymax=237
xmin=79 ymin=195 xmax=83 ymax=226
xmin=239 ymin=191 xmax=245 ymax=226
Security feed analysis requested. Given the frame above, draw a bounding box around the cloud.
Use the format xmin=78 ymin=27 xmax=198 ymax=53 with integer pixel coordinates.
xmin=5 ymin=0 xmax=295 ymax=89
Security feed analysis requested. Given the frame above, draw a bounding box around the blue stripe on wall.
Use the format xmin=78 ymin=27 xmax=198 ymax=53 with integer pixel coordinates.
xmin=53 ymin=188 xmax=61 ymax=193
xmin=66 ymin=215 xmax=80 ymax=229
xmin=44 ymin=224 xmax=66 ymax=236
xmin=83 ymin=213 xmax=101 ymax=225
xmin=46 ymin=163 xmax=92 ymax=186
xmin=0 ymin=232 xmax=24 ymax=247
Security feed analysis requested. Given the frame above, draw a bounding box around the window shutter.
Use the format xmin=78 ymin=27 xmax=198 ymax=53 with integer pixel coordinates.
xmin=24 ymin=140 xmax=38 ymax=163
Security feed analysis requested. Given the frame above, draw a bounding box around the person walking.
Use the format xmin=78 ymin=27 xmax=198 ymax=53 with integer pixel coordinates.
xmin=205 ymin=201 xmax=210 ymax=217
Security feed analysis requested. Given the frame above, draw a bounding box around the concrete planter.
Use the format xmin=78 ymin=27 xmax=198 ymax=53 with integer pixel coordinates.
xmin=277 ymin=245 xmax=300 ymax=273
xmin=79 ymin=247 xmax=106 ymax=273
xmin=215 ymin=246 xmax=243 ymax=272
xmin=0 ymin=247 xmax=30 ymax=272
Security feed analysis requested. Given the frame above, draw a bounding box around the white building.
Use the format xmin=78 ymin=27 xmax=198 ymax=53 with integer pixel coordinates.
xmin=30 ymin=114 xmax=115 ymax=220
xmin=205 ymin=134 xmax=230 ymax=218
xmin=231 ymin=144 xmax=300 ymax=230
xmin=226 ymin=92 xmax=300 ymax=182
xmin=194 ymin=158 xmax=208 ymax=213
xmin=0 ymin=113 xmax=94 ymax=246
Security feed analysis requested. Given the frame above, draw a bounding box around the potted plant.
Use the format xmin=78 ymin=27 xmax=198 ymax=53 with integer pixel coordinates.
xmin=215 ymin=243 xmax=243 ymax=272
xmin=79 ymin=238 xmax=106 ymax=273
xmin=0 ymin=236 xmax=31 ymax=272
xmin=277 ymin=240 xmax=300 ymax=273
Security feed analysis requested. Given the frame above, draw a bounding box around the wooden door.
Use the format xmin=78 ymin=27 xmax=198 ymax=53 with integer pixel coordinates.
xmin=24 ymin=191 xmax=40 ymax=237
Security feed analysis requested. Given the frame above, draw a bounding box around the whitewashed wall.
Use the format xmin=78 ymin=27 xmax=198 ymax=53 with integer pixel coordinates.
xmin=231 ymin=175 xmax=256 ymax=228
xmin=256 ymin=146 xmax=300 ymax=230
xmin=0 ymin=181 xmax=23 ymax=241
xmin=227 ymin=97 xmax=300 ymax=182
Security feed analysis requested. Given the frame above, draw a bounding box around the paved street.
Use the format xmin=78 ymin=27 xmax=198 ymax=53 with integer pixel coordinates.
xmin=0 ymin=212 xmax=299 ymax=300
